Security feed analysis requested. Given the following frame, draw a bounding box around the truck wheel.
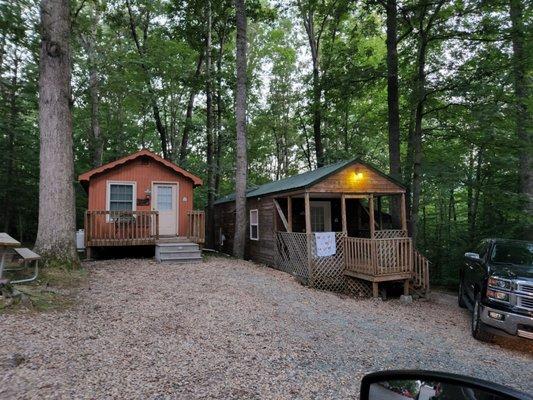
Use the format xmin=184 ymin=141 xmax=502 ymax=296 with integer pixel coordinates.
xmin=458 ymin=281 xmax=467 ymax=309
xmin=471 ymin=295 xmax=494 ymax=343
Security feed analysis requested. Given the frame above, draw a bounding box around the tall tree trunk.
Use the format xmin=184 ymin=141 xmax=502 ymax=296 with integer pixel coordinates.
xmin=299 ymin=4 xmax=324 ymax=167
xmin=311 ymin=56 xmax=323 ymax=167
xmin=126 ymin=0 xmax=169 ymax=159
xmin=3 ymin=56 xmax=18 ymax=232
xmin=179 ymin=52 xmax=204 ymax=165
xmin=205 ymin=0 xmax=216 ymax=249
xmin=409 ymin=34 xmax=427 ymax=242
xmin=385 ymin=0 xmax=402 ymax=227
xmin=509 ymin=0 xmax=532 ymax=217
xmin=34 ymin=0 xmax=78 ymax=265
xmin=214 ymin=25 xmax=228 ymax=196
xmin=81 ymin=2 xmax=103 ymax=168
xmin=88 ymin=64 xmax=102 ymax=167
xmin=233 ymin=0 xmax=248 ymax=258
xmin=467 ymin=148 xmax=483 ymax=245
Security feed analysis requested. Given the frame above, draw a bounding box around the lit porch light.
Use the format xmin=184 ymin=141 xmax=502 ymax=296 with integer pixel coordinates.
xmin=351 ymin=171 xmax=364 ymax=184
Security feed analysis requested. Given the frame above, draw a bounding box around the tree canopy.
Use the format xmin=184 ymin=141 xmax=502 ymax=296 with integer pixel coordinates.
xmin=0 ymin=0 xmax=530 ymax=285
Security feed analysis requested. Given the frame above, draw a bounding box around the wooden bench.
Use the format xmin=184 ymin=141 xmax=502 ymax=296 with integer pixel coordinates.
xmin=8 ymin=248 xmax=41 ymax=284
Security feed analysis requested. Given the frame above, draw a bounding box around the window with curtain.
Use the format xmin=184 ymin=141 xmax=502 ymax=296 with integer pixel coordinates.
xmin=109 ymin=183 xmax=134 ymax=211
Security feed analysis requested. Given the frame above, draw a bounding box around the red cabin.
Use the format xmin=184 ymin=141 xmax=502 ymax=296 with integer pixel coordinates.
xmin=79 ymin=149 xmax=204 ymax=257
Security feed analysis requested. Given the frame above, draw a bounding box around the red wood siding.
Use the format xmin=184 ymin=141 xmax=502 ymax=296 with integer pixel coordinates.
xmin=87 ymin=157 xmax=195 ymax=236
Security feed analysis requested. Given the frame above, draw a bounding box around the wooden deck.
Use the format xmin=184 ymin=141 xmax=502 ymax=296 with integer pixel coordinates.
xmin=84 ymin=210 xmax=206 ymax=248
xmin=275 ymin=230 xmax=430 ymax=297
xmin=85 ymin=210 xmax=159 ymax=247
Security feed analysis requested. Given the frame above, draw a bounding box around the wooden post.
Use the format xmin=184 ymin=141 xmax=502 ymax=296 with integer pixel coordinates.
xmin=84 ymin=211 xmax=89 ymax=247
xmin=273 ymin=201 xmax=279 ymax=232
xmin=287 ymin=196 xmax=292 ymax=232
xmin=372 ymin=282 xmax=379 ymax=298
xmin=305 ymin=192 xmax=313 ymax=285
xmin=400 ymin=193 xmax=407 ymax=231
xmin=341 ymin=194 xmax=347 ymax=233
xmin=369 ymin=194 xmax=375 ymax=239
xmin=403 ymin=279 xmax=410 ymax=296
xmin=273 ymin=199 xmax=289 ymax=231
xmin=377 ymin=196 xmax=383 ymax=229
xmin=305 ymin=192 xmax=312 ymax=234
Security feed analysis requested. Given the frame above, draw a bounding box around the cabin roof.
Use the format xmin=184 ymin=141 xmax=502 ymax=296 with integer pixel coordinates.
xmin=78 ymin=149 xmax=203 ymax=189
xmin=214 ymin=158 xmax=404 ymax=205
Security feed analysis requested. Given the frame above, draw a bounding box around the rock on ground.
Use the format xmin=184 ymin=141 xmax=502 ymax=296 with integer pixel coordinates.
xmin=1 ymin=257 xmax=532 ymax=399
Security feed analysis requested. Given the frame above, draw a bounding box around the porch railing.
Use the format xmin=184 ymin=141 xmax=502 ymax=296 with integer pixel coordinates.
xmin=186 ymin=210 xmax=205 ymax=244
xmin=374 ymin=229 xmax=407 ymax=239
xmin=413 ymin=249 xmax=430 ymax=292
xmin=85 ymin=210 xmax=159 ymax=247
xmin=344 ymin=236 xmax=413 ymax=277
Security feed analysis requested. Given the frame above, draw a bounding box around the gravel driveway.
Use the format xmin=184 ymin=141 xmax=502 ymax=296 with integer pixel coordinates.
xmin=1 ymin=257 xmax=532 ymax=399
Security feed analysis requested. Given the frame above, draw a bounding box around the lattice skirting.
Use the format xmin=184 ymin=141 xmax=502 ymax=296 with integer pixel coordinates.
xmin=345 ymin=276 xmax=372 ymax=297
xmin=275 ymin=232 xmax=372 ymax=298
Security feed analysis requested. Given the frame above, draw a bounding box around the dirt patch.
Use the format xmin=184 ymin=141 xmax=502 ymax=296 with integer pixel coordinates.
xmin=1 ymin=257 xmax=531 ymax=399
xmin=1 ymin=267 xmax=87 ymax=313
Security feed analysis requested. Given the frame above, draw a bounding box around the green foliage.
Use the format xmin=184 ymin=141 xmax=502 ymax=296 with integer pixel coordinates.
xmin=0 ymin=0 xmax=530 ymax=287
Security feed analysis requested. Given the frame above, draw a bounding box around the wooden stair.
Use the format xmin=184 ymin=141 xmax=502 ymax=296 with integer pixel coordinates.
xmin=155 ymin=239 xmax=202 ymax=263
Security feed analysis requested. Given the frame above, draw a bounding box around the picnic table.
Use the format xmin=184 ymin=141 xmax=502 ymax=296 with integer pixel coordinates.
xmin=0 ymin=232 xmax=21 ymax=279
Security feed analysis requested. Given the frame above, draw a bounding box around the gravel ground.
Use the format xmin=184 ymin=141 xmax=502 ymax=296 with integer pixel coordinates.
xmin=1 ymin=257 xmax=532 ymax=399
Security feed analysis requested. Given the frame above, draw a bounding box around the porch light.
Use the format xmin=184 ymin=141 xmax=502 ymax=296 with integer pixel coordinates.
xmin=351 ymin=171 xmax=364 ymax=183
xmin=145 ymin=189 xmax=151 ymax=198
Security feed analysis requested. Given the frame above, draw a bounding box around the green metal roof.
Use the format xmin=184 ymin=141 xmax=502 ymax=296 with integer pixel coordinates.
xmin=214 ymin=158 xmax=404 ymax=205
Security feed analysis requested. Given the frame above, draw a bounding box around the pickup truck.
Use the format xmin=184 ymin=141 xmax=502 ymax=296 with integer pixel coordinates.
xmin=458 ymin=238 xmax=533 ymax=342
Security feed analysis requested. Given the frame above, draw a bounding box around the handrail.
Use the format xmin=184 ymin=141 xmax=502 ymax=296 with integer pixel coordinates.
xmin=85 ymin=210 xmax=159 ymax=246
xmin=413 ymin=248 xmax=430 ymax=292
xmin=344 ymin=236 xmax=413 ymax=276
xmin=187 ymin=210 xmax=205 ymax=244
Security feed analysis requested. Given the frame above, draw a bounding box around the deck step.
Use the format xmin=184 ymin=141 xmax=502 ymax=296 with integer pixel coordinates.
xmin=155 ymin=240 xmax=202 ymax=263
xmin=156 ymin=243 xmax=199 ymax=251
xmin=158 ymin=250 xmax=201 ymax=258
xmin=158 ymin=257 xmax=203 ymax=263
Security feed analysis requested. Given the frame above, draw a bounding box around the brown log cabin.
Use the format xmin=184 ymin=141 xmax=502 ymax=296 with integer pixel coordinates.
xmin=79 ymin=149 xmax=205 ymax=258
xmin=214 ymin=159 xmax=430 ymax=297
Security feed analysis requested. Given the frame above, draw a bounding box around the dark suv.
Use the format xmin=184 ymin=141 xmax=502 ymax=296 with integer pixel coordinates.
xmin=459 ymin=238 xmax=533 ymax=342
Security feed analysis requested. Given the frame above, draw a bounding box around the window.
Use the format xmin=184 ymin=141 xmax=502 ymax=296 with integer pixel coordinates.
xmin=107 ymin=182 xmax=136 ymax=212
xmin=310 ymin=201 xmax=332 ymax=232
xmin=491 ymin=242 xmax=533 ymax=267
xmin=156 ymin=185 xmax=173 ymax=211
xmin=475 ymin=240 xmax=489 ymax=260
xmin=250 ymin=209 xmax=259 ymax=240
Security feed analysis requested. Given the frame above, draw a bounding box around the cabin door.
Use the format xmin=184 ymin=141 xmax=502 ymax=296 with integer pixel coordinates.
xmin=310 ymin=201 xmax=332 ymax=232
xmin=153 ymin=183 xmax=178 ymax=236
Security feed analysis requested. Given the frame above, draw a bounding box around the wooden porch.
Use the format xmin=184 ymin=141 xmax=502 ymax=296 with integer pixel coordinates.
xmin=273 ymin=191 xmax=430 ymax=297
xmin=84 ymin=210 xmax=205 ymax=248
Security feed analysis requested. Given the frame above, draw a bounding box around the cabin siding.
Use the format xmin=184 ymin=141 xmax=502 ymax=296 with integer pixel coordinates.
xmin=311 ymin=163 xmax=404 ymax=194
xmin=87 ymin=157 xmax=195 ymax=236
xmin=213 ymin=161 xmax=405 ymax=265
xmin=214 ymin=197 xmax=277 ymax=266
xmin=245 ymin=198 xmax=276 ymax=265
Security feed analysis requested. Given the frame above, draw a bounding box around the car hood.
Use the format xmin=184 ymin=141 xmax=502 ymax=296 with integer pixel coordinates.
xmin=489 ymin=263 xmax=533 ymax=280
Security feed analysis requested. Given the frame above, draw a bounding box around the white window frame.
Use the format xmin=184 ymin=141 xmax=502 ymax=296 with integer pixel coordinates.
xmin=106 ymin=181 xmax=137 ymax=221
xmin=249 ymin=209 xmax=259 ymax=241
